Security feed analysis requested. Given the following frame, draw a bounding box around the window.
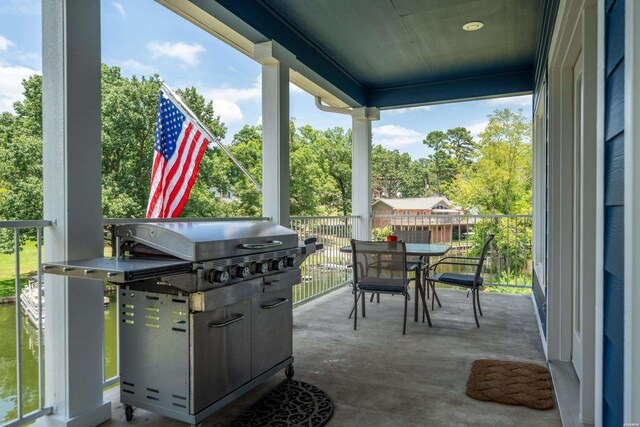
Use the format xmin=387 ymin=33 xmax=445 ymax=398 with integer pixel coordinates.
xmin=532 ymin=81 xmax=547 ymax=292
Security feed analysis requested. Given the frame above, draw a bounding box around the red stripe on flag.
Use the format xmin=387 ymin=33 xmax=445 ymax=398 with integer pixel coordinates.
xmin=159 ymin=123 xmax=195 ymax=213
xmin=146 ymin=152 xmax=165 ymax=218
xmin=163 ymin=130 xmax=203 ymax=217
xmin=169 ymin=137 xmax=209 ymax=217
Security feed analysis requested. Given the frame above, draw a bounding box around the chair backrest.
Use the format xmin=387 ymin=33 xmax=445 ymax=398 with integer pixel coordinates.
xmin=351 ymin=239 xmax=408 ymax=289
xmin=474 ymin=234 xmax=495 ymax=281
xmin=393 ymin=229 xmax=431 ymax=244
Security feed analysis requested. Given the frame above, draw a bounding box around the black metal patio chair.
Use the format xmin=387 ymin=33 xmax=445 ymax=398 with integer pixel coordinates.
xmin=425 ymin=234 xmax=494 ymax=327
xmin=349 ymin=239 xmax=431 ymax=334
xmin=368 ymin=230 xmax=433 ymax=303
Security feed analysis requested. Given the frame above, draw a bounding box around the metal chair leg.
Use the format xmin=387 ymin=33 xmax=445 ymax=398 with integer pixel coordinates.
xmin=431 ymin=281 xmax=435 ymax=311
xmin=432 ymin=282 xmax=442 ymax=308
xmin=472 ymin=289 xmax=480 ymax=328
xmin=370 ymin=292 xmax=375 ymax=302
xmin=349 ymin=290 xmax=361 ymax=319
xmin=354 ymin=290 xmax=358 ymax=330
xmin=362 ymin=291 xmax=366 ymax=317
xmin=476 ymin=287 xmax=483 ymax=316
xmin=403 ymin=292 xmax=408 ymax=335
xmin=418 ymin=280 xmax=432 ymax=327
xmin=376 ymin=293 xmax=380 ymax=303
xmin=425 ymin=274 xmax=430 ymax=299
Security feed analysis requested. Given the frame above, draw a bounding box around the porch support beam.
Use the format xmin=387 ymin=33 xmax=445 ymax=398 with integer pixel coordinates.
xmin=369 ymin=69 xmax=533 ymax=109
xmin=257 ymin=42 xmax=291 ymax=226
xmin=40 ymin=0 xmax=110 ymax=425
xmin=351 ymin=107 xmax=379 ymax=240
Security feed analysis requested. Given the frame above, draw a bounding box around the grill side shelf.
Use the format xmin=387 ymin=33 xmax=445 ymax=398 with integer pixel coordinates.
xmin=42 ymin=257 xmax=192 ymax=283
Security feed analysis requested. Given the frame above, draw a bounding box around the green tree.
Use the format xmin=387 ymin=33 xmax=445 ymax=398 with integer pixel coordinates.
xmin=446 ymin=126 xmax=476 ymax=165
xmin=452 ymin=109 xmax=532 ymax=214
xmin=371 ymin=146 xmax=427 ymax=198
xmin=303 ymin=126 xmax=352 ymax=215
xmin=423 ymin=130 xmax=455 ymax=195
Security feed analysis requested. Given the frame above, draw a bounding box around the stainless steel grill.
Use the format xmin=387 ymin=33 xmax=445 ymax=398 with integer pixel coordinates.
xmin=43 ymin=221 xmax=320 ymax=425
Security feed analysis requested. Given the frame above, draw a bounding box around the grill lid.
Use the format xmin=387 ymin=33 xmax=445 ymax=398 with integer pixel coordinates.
xmin=117 ymin=221 xmax=298 ymax=261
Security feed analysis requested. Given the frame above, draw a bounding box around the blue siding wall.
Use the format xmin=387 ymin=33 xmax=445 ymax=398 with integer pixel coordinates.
xmin=603 ymin=0 xmax=625 ymax=425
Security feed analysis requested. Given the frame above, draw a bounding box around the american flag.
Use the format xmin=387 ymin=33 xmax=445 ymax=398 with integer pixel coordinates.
xmin=146 ymin=90 xmax=209 ymax=218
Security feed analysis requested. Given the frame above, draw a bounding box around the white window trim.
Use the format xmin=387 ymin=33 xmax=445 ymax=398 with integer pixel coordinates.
xmin=547 ymin=0 xmax=598 ymax=423
xmin=533 ymin=80 xmax=547 ymax=291
xmin=624 ymin=0 xmax=640 ymax=422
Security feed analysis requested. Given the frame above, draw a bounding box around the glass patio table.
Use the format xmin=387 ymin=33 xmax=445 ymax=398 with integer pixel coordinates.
xmin=340 ymin=243 xmax=451 ymax=322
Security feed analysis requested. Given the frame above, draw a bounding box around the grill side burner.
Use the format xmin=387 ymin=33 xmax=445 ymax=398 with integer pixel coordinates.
xmin=41 ymin=221 xmax=319 ymax=425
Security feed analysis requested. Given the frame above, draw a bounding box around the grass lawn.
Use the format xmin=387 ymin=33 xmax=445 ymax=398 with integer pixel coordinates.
xmin=0 ymin=241 xmax=40 ymax=298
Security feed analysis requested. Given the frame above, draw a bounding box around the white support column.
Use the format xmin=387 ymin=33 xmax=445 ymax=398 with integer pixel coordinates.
xmin=39 ymin=1 xmax=111 ymax=425
xmin=351 ymin=107 xmax=379 ymax=240
xmin=257 ymin=42 xmax=292 ymax=226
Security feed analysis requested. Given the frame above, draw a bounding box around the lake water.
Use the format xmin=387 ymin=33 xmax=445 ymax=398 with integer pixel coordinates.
xmin=0 ymin=293 xmax=118 ymax=423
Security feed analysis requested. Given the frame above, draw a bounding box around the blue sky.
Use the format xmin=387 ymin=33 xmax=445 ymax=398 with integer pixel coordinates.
xmin=0 ymin=0 xmax=532 ymax=159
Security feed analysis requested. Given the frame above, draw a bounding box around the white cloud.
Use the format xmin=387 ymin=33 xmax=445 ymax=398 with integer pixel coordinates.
xmin=0 ymin=0 xmax=40 ymax=15
xmin=114 ymin=59 xmax=156 ymax=76
xmin=112 ymin=2 xmax=126 ymax=17
xmin=385 ymin=105 xmax=433 ymax=115
xmin=0 ymin=65 xmax=39 ymax=112
xmin=0 ymin=35 xmax=14 ymax=52
xmin=147 ymin=41 xmax=205 ymax=68
xmin=211 ymin=98 xmax=243 ymax=124
xmin=256 ymin=115 xmax=262 ymax=125
xmin=465 ymin=121 xmax=488 ymax=140
xmin=483 ymin=94 xmax=532 ymax=108
xmin=373 ymin=124 xmax=423 ymax=148
xmin=207 ymin=74 xmax=261 ymax=103
xmin=208 ymin=85 xmax=261 ymax=103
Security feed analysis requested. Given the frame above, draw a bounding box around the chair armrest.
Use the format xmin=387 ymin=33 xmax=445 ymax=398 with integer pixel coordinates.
xmin=438 ymin=255 xmax=480 ymax=262
xmin=428 ymin=261 xmax=479 ymax=272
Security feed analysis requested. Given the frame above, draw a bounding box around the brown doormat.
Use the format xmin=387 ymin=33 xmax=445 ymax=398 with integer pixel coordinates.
xmin=466 ymin=359 xmax=555 ymax=410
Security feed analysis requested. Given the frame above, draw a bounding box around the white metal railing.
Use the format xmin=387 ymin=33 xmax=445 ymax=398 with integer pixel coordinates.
xmin=371 ymin=213 xmax=533 ymax=288
xmin=0 ymin=220 xmax=53 ymax=427
xmin=289 ymin=216 xmax=357 ymax=305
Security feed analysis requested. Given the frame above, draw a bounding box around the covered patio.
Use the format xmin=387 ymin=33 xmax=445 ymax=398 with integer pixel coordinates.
xmin=102 ymin=288 xmax=560 ymax=426
xmin=10 ymin=0 xmax=637 ymax=426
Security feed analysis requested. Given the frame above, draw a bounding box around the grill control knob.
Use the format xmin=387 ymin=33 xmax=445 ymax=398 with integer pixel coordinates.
xmin=256 ymin=262 xmax=269 ymax=274
xmin=209 ymin=270 xmax=229 ymax=284
xmin=235 ymin=265 xmax=251 ymax=279
xmin=286 ymin=257 xmax=298 ymax=268
xmin=271 ymin=259 xmax=285 ymax=271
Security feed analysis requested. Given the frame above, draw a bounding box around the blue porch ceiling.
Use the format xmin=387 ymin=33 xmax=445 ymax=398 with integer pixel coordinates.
xmin=190 ymin=0 xmax=543 ymax=108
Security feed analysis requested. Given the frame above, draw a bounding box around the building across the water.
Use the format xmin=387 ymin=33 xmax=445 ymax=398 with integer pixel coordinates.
xmin=371 ymin=197 xmax=465 ymax=242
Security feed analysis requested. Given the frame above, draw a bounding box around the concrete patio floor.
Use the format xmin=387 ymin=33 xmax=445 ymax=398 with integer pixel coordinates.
xmin=103 ymin=286 xmax=561 ymax=427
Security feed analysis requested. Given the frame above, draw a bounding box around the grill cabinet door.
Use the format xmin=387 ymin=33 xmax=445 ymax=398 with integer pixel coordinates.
xmin=251 ymin=273 xmax=294 ymax=377
xmin=119 ymin=290 xmax=190 ymax=416
xmin=191 ymin=298 xmax=252 ymax=414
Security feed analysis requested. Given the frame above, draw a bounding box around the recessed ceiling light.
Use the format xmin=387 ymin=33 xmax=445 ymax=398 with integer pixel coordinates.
xmin=463 ymin=21 xmax=485 ymax=31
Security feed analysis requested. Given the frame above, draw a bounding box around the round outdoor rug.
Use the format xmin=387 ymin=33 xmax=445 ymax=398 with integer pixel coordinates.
xmin=230 ymin=379 xmax=334 ymax=427
xmin=466 ymin=359 xmax=555 ymax=410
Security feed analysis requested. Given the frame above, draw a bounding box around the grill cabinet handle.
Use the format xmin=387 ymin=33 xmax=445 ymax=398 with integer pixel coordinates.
xmin=208 ymin=313 xmax=245 ymax=328
xmin=238 ymin=240 xmax=283 ymax=249
xmin=261 ymin=298 xmax=289 ymax=310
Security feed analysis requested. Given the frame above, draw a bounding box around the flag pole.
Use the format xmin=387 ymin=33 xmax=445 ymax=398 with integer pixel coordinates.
xmin=159 ymin=78 xmax=262 ymax=193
